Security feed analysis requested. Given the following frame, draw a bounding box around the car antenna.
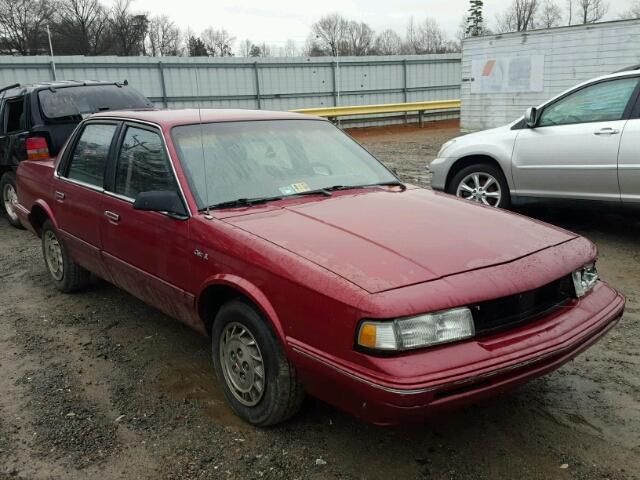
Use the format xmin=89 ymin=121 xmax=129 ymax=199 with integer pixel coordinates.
xmin=194 ymin=67 xmax=212 ymax=219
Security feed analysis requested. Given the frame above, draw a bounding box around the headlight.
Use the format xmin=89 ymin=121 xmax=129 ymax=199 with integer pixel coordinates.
xmin=437 ymin=139 xmax=456 ymax=157
xmin=357 ymin=307 xmax=475 ymax=352
xmin=572 ymin=263 xmax=599 ymax=297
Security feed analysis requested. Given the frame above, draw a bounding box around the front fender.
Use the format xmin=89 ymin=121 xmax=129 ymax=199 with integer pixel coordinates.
xmin=197 ymin=274 xmax=285 ymax=344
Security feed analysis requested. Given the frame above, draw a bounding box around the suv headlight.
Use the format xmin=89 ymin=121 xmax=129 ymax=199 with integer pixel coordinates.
xmin=437 ymin=139 xmax=456 ymax=157
xmin=572 ymin=263 xmax=599 ymax=297
xmin=357 ymin=307 xmax=475 ymax=352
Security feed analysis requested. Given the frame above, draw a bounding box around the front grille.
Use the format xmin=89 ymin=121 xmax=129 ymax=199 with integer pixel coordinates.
xmin=471 ymin=274 xmax=575 ymax=335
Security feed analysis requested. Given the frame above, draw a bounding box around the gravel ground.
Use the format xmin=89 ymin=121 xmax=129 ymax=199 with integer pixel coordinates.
xmin=1 ymin=120 xmax=639 ymax=480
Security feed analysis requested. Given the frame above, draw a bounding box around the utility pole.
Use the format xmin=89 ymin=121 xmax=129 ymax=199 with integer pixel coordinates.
xmin=47 ymin=25 xmax=57 ymax=80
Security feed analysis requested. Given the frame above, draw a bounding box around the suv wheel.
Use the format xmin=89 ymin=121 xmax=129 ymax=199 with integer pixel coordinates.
xmin=211 ymin=300 xmax=304 ymax=426
xmin=41 ymin=220 xmax=91 ymax=292
xmin=448 ymin=163 xmax=511 ymax=209
xmin=1 ymin=171 xmax=24 ymax=228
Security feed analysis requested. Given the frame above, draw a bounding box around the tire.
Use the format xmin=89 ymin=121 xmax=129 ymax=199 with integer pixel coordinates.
xmin=211 ymin=299 xmax=304 ymax=426
xmin=447 ymin=162 xmax=511 ymax=209
xmin=1 ymin=171 xmax=24 ymax=228
xmin=41 ymin=219 xmax=91 ymax=292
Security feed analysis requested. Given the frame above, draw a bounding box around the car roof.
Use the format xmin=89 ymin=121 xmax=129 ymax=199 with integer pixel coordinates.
xmin=90 ymin=108 xmax=324 ymax=127
xmin=0 ymin=80 xmax=131 ymax=97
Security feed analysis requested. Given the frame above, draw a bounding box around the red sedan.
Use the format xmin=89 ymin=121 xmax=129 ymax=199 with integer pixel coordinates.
xmin=15 ymin=109 xmax=624 ymax=426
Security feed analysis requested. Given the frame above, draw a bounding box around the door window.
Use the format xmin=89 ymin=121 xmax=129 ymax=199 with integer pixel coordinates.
xmin=114 ymin=126 xmax=178 ymax=199
xmin=538 ymin=77 xmax=639 ymax=127
xmin=65 ymin=123 xmax=117 ymax=187
xmin=4 ymin=98 xmax=26 ymax=133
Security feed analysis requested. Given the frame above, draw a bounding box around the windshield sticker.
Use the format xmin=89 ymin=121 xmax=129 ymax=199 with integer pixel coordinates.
xmin=279 ymin=182 xmax=310 ymax=195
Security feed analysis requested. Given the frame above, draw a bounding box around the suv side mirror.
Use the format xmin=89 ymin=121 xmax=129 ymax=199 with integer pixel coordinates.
xmin=524 ymin=107 xmax=538 ymax=128
xmin=133 ymin=190 xmax=188 ymax=219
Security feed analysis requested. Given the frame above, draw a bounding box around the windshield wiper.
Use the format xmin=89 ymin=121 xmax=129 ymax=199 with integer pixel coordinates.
xmin=325 ymin=181 xmax=407 ymax=192
xmin=203 ymin=196 xmax=283 ymax=211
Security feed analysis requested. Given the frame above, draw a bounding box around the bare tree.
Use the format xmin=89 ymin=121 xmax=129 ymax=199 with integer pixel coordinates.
xmin=404 ymin=18 xmax=451 ymax=53
xmin=619 ymin=0 xmax=640 ymax=18
xmin=311 ymin=13 xmax=348 ymax=56
xmin=54 ymin=0 xmax=110 ymax=55
xmin=201 ymin=27 xmax=234 ymax=56
xmin=147 ymin=15 xmax=181 ymax=56
xmin=258 ymin=42 xmax=272 ymax=57
xmin=344 ymin=21 xmax=374 ymax=55
xmin=282 ymin=39 xmax=298 ymax=57
xmin=239 ymin=39 xmax=252 ymax=57
xmin=109 ymin=0 xmax=148 ymax=56
xmin=0 ymin=0 xmax=55 ymax=55
xmin=576 ymin=0 xmax=608 ymax=23
xmin=495 ymin=0 xmax=539 ymax=32
xmin=539 ymin=0 xmax=564 ymax=27
xmin=374 ymin=29 xmax=402 ymax=55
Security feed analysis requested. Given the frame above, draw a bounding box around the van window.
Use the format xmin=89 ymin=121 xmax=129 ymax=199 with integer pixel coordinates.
xmin=4 ymin=98 xmax=25 ymax=133
xmin=38 ymin=85 xmax=152 ymax=121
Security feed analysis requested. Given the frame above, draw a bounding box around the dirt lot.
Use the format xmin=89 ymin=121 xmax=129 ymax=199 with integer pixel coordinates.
xmin=1 ymin=120 xmax=639 ymax=480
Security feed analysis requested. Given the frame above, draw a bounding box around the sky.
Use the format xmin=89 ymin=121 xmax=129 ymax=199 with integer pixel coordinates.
xmin=126 ymin=0 xmax=635 ymax=47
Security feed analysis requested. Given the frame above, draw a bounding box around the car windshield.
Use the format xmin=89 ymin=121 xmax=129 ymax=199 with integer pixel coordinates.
xmin=38 ymin=85 xmax=153 ymax=120
xmin=171 ymin=119 xmax=397 ymax=210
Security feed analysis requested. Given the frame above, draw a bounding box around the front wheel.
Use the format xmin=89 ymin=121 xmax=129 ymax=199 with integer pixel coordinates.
xmin=447 ymin=163 xmax=511 ymax=209
xmin=1 ymin=171 xmax=24 ymax=228
xmin=211 ymin=300 xmax=304 ymax=426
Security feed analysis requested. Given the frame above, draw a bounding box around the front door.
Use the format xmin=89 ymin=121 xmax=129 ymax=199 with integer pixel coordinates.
xmin=100 ymin=123 xmax=196 ymax=324
xmin=512 ymin=76 xmax=640 ymax=201
xmin=52 ymin=121 xmax=120 ymax=280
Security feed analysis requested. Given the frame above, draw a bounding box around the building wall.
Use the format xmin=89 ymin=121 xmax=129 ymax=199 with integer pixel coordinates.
xmin=0 ymin=54 xmax=461 ymax=127
xmin=461 ymin=19 xmax=640 ymax=131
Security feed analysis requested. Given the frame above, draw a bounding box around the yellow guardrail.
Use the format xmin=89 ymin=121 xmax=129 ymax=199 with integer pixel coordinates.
xmin=292 ymin=99 xmax=461 ymax=127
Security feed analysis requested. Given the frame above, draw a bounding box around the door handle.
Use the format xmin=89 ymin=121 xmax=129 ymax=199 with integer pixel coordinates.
xmin=54 ymin=190 xmax=65 ymax=201
xmin=104 ymin=211 xmax=120 ymax=223
xmin=594 ymin=128 xmax=620 ymax=136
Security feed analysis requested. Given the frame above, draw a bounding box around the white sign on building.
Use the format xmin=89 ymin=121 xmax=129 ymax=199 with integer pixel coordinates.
xmin=471 ymin=55 xmax=545 ymax=94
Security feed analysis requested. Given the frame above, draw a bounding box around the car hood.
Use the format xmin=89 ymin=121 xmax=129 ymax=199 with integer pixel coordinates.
xmin=223 ymin=188 xmax=577 ymax=294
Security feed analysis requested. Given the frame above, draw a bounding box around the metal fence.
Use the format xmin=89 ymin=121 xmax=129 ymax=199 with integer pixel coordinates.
xmin=0 ymin=54 xmax=461 ymax=126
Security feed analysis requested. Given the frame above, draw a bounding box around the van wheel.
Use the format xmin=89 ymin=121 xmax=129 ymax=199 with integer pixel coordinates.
xmin=211 ymin=300 xmax=304 ymax=426
xmin=1 ymin=171 xmax=24 ymax=228
xmin=41 ymin=220 xmax=90 ymax=292
xmin=448 ymin=163 xmax=511 ymax=208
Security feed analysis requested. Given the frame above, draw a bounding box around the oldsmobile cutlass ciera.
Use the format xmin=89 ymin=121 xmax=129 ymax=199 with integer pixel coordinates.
xmin=15 ymin=109 xmax=625 ymax=426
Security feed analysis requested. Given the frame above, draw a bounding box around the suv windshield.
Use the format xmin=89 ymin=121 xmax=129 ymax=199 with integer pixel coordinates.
xmin=38 ymin=85 xmax=153 ymax=120
xmin=172 ymin=120 xmax=397 ymax=210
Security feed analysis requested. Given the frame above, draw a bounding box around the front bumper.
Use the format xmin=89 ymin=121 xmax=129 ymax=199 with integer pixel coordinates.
xmin=290 ymin=282 xmax=624 ymax=425
xmin=429 ymin=157 xmax=454 ymax=191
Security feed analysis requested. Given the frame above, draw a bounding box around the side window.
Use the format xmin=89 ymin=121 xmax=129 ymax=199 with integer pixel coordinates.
xmin=66 ymin=123 xmax=117 ymax=187
xmin=114 ymin=126 xmax=177 ymax=199
xmin=5 ymin=98 xmax=25 ymax=133
xmin=539 ymin=77 xmax=639 ymax=127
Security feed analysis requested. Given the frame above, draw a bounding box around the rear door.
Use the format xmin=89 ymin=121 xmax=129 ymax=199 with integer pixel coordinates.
xmin=100 ymin=122 xmax=195 ymax=323
xmin=511 ymin=76 xmax=640 ymax=201
xmin=53 ymin=121 xmax=120 ymax=280
xmin=618 ymin=90 xmax=640 ymax=203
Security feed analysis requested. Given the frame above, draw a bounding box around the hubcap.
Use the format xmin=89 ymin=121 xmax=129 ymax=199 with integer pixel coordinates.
xmin=219 ymin=322 xmax=265 ymax=406
xmin=456 ymin=172 xmax=502 ymax=207
xmin=2 ymin=183 xmax=18 ymax=221
xmin=44 ymin=230 xmax=64 ymax=281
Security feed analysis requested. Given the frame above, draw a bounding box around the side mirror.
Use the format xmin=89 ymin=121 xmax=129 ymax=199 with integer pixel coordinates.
xmin=133 ymin=190 xmax=188 ymax=219
xmin=524 ymin=107 xmax=538 ymax=128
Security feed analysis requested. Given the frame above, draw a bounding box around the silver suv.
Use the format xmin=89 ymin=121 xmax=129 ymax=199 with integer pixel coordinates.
xmin=430 ymin=68 xmax=640 ymax=208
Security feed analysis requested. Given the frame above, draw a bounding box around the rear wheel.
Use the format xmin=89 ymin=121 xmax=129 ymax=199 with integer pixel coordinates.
xmin=41 ymin=220 xmax=90 ymax=292
xmin=211 ymin=300 xmax=304 ymax=426
xmin=1 ymin=171 xmax=24 ymax=228
xmin=448 ymin=163 xmax=511 ymax=209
